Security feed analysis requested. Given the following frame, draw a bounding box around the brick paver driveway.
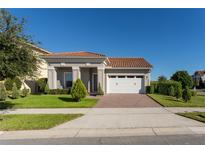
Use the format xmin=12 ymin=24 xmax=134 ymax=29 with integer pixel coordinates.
xmin=95 ymin=94 xmax=161 ymax=108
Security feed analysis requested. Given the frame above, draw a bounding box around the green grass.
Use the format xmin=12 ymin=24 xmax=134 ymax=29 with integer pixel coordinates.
xmin=148 ymin=94 xmax=205 ymax=107
xmin=178 ymin=112 xmax=205 ymax=123
xmin=0 ymin=114 xmax=83 ymax=131
xmin=1 ymin=95 xmax=98 ymax=108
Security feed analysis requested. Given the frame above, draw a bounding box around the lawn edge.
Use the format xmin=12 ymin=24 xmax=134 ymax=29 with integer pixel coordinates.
xmin=176 ymin=112 xmax=205 ymax=123
xmin=0 ymin=114 xmax=84 ymax=131
xmin=147 ymin=94 xmax=165 ymax=107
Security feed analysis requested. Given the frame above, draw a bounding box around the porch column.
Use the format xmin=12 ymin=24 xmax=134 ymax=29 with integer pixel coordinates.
xmin=97 ymin=67 xmax=105 ymax=92
xmin=72 ymin=66 xmax=80 ymax=81
xmin=47 ymin=66 xmax=57 ymax=89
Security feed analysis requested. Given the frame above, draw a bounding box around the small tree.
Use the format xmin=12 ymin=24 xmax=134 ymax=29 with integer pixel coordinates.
xmin=98 ymin=83 xmax=104 ymax=95
xmin=21 ymin=87 xmax=29 ymax=97
xmin=0 ymin=9 xmax=42 ymax=81
xmin=71 ymin=79 xmax=88 ymax=102
xmin=0 ymin=82 xmax=7 ymax=101
xmin=158 ymin=76 xmax=167 ymax=82
xmin=182 ymin=86 xmax=192 ymax=102
xmin=171 ymin=71 xmax=193 ymax=89
xmin=11 ymin=83 xmax=20 ymax=99
xmin=175 ymin=85 xmax=182 ymax=100
xmin=44 ymin=83 xmax=50 ymax=94
xmin=168 ymin=86 xmax=175 ymax=97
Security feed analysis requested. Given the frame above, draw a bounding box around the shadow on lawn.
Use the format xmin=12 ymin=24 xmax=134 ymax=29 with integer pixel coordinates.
xmin=0 ymin=101 xmax=14 ymax=110
xmin=164 ymin=97 xmax=183 ymax=103
xmin=58 ymin=97 xmax=75 ymax=102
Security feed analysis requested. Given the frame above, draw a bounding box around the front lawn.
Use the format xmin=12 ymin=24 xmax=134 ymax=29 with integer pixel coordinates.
xmin=178 ymin=112 xmax=205 ymax=123
xmin=148 ymin=94 xmax=205 ymax=107
xmin=1 ymin=95 xmax=98 ymax=108
xmin=0 ymin=114 xmax=83 ymax=131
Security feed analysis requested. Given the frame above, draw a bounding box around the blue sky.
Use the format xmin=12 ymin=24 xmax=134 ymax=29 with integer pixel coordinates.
xmin=9 ymin=9 xmax=205 ymax=80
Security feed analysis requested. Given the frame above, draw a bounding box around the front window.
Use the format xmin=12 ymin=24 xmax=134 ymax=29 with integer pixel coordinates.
xmin=64 ymin=72 xmax=73 ymax=88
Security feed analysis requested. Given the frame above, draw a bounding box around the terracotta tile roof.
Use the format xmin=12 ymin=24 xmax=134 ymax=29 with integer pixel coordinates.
xmin=44 ymin=51 xmax=106 ymax=57
xmin=108 ymin=58 xmax=152 ymax=68
xmin=195 ymin=70 xmax=205 ymax=76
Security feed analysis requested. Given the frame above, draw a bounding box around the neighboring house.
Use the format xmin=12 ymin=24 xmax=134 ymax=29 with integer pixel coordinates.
xmin=42 ymin=51 xmax=152 ymax=94
xmin=22 ymin=44 xmax=50 ymax=93
xmin=193 ymin=70 xmax=205 ymax=86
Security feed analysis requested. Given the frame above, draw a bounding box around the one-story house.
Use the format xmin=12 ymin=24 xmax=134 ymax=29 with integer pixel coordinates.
xmin=42 ymin=51 xmax=152 ymax=94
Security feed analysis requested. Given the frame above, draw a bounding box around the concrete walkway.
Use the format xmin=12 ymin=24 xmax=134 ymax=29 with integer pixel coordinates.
xmin=1 ymin=107 xmax=205 ymax=140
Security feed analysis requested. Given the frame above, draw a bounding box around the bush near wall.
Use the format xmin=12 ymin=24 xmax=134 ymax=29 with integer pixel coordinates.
xmin=48 ymin=89 xmax=70 ymax=95
xmin=36 ymin=78 xmax=47 ymax=93
xmin=4 ymin=77 xmax=22 ymax=90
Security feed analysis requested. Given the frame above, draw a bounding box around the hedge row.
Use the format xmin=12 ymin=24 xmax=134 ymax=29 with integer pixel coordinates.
xmin=147 ymin=80 xmax=182 ymax=96
xmin=48 ymin=89 xmax=70 ymax=95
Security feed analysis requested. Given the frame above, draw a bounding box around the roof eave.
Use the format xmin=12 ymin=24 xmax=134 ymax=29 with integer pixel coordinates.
xmin=105 ymin=66 xmax=153 ymax=69
xmin=41 ymin=55 xmax=107 ymax=59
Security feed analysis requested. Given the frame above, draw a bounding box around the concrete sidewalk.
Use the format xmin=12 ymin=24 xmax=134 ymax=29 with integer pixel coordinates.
xmin=1 ymin=126 xmax=205 ymax=140
xmin=1 ymin=107 xmax=205 ymax=115
xmin=1 ymin=107 xmax=205 ymax=140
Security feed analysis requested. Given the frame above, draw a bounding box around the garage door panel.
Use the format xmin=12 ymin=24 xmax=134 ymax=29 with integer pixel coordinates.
xmin=107 ymin=75 xmax=144 ymax=93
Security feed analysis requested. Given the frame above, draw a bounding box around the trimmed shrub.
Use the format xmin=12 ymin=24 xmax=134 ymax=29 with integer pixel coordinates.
xmin=97 ymin=83 xmax=104 ymax=95
xmin=44 ymin=83 xmax=50 ymax=94
xmin=36 ymin=78 xmax=47 ymax=93
xmin=21 ymin=88 xmax=29 ymax=97
xmin=0 ymin=82 xmax=7 ymax=101
xmin=168 ymin=86 xmax=175 ymax=96
xmin=191 ymin=90 xmax=197 ymax=96
xmin=182 ymin=86 xmax=192 ymax=102
xmin=175 ymin=85 xmax=182 ymax=100
xmin=4 ymin=77 xmax=22 ymax=90
xmin=71 ymin=79 xmax=88 ymax=102
xmin=11 ymin=83 xmax=20 ymax=99
xmin=48 ymin=89 xmax=70 ymax=95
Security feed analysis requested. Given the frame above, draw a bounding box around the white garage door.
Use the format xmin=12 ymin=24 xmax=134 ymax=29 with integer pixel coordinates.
xmin=107 ymin=75 xmax=144 ymax=93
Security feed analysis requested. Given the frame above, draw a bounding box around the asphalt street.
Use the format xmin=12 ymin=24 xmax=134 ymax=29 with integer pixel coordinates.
xmin=1 ymin=134 xmax=205 ymax=145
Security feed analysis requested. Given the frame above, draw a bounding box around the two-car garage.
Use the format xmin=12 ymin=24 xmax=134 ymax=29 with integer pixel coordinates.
xmin=106 ymin=75 xmax=145 ymax=94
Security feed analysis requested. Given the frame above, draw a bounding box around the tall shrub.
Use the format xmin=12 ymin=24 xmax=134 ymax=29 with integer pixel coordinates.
xmin=21 ymin=87 xmax=29 ymax=97
xmin=11 ymin=83 xmax=19 ymax=99
xmin=151 ymin=81 xmax=158 ymax=93
xmin=175 ymin=85 xmax=182 ymax=100
xmin=182 ymin=86 xmax=192 ymax=102
xmin=168 ymin=86 xmax=175 ymax=96
xmin=0 ymin=82 xmax=7 ymax=101
xmin=71 ymin=79 xmax=88 ymax=102
xmin=4 ymin=77 xmax=22 ymax=90
xmin=44 ymin=83 xmax=50 ymax=94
